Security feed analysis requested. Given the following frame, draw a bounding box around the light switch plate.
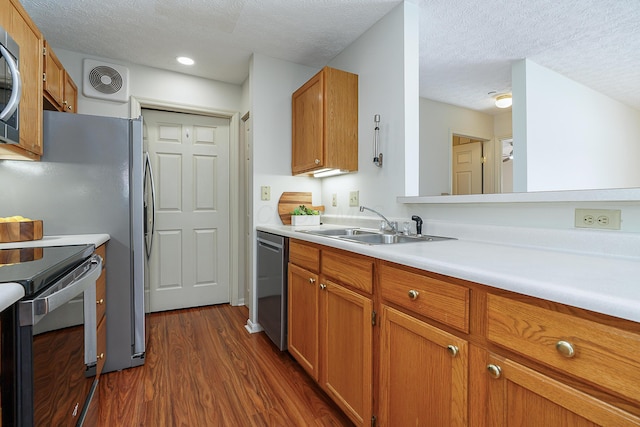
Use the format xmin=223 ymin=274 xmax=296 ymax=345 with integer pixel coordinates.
xmin=261 ymin=186 xmax=271 ymax=201
xmin=349 ymin=191 xmax=359 ymax=207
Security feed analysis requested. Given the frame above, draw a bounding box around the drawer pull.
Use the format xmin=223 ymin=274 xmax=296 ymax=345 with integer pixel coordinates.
xmin=447 ymin=345 xmax=459 ymax=357
xmin=487 ymin=364 xmax=502 ymax=379
xmin=314 ymin=159 xmax=320 ymax=164
xmin=555 ymin=340 xmax=576 ymax=358
xmin=408 ymin=289 xmax=420 ymax=300
xmin=320 ymin=283 xmax=327 ymax=290
xmin=309 ymin=278 xmax=316 ymax=284
xmin=96 ymin=298 xmax=104 ymax=305
xmin=98 ymin=353 xmax=105 ymax=360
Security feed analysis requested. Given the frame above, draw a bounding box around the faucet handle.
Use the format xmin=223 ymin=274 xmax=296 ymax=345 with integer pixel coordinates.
xmin=411 ymin=215 xmax=423 ymax=235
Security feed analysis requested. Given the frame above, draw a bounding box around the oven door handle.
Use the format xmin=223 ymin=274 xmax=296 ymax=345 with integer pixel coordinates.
xmin=0 ymin=44 xmax=22 ymax=122
xmin=19 ymin=254 xmax=102 ymax=326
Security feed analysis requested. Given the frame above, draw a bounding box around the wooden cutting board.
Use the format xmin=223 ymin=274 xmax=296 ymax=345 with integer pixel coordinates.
xmin=277 ymin=192 xmax=324 ymax=225
xmin=0 ymin=220 xmax=43 ymax=243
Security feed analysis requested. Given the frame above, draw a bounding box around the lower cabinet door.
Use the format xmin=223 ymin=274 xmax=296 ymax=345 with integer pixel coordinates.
xmin=287 ymin=263 xmax=319 ymax=380
xmin=486 ymin=353 xmax=640 ymax=427
xmin=320 ymin=280 xmax=372 ymax=426
xmin=379 ymin=305 xmax=468 ymax=427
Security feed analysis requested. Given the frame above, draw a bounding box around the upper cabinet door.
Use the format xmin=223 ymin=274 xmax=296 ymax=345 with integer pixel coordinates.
xmin=43 ymin=40 xmax=64 ymax=108
xmin=292 ymin=71 xmax=324 ymax=174
xmin=291 ymin=66 xmax=358 ymax=176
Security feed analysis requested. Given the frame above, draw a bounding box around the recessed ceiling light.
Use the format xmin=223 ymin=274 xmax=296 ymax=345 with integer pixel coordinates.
xmin=495 ymin=94 xmax=512 ymax=108
xmin=176 ymin=56 xmax=195 ymax=66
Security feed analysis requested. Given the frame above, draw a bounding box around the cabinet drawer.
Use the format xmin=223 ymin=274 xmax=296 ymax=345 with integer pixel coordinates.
xmin=290 ymin=240 xmax=320 ymax=272
xmin=322 ymin=249 xmax=373 ymax=293
xmin=379 ymin=263 xmax=469 ymax=333
xmin=96 ymin=316 xmax=107 ymax=377
xmin=487 ymin=294 xmax=640 ymax=404
xmin=96 ymin=271 xmax=106 ymax=322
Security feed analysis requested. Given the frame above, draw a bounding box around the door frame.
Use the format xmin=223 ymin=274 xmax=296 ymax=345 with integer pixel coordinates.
xmin=130 ymin=96 xmax=242 ymax=306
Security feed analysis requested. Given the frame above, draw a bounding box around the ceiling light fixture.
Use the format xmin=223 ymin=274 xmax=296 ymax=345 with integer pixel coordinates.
xmin=495 ymin=94 xmax=512 ymax=108
xmin=176 ymin=56 xmax=195 ymax=66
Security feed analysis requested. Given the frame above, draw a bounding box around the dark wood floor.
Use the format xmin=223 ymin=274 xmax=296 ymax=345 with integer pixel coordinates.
xmin=97 ymin=304 xmax=352 ymax=426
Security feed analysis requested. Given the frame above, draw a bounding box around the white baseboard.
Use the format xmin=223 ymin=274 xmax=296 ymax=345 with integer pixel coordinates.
xmin=244 ymin=318 xmax=264 ymax=334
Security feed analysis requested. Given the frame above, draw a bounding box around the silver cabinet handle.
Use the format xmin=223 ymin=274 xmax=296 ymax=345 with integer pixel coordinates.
xmin=555 ymin=340 xmax=576 ymax=358
xmin=314 ymin=159 xmax=320 ymax=164
xmin=487 ymin=364 xmax=502 ymax=379
xmin=320 ymin=283 xmax=327 ymax=290
xmin=447 ymin=345 xmax=459 ymax=357
xmin=408 ymin=289 xmax=419 ymax=300
xmin=309 ymin=278 xmax=316 ymax=284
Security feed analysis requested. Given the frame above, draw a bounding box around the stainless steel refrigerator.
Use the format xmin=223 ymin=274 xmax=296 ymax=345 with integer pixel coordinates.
xmin=0 ymin=110 xmax=152 ymax=373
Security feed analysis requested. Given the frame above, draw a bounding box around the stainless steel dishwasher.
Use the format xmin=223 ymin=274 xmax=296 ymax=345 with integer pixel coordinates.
xmin=256 ymin=231 xmax=288 ymax=350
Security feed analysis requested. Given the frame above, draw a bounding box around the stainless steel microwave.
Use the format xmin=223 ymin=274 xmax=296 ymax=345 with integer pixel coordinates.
xmin=0 ymin=24 xmax=21 ymax=145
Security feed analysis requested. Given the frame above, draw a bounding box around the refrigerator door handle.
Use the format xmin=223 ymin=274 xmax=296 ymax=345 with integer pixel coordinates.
xmin=144 ymin=152 xmax=156 ymax=259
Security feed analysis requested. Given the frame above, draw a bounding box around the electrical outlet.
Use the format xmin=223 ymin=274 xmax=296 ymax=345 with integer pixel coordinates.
xmin=575 ymin=208 xmax=621 ymax=230
xmin=349 ymin=191 xmax=359 ymax=207
xmin=332 ymin=193 xmax=337 ymax=207
xmin=260 ymin=186 xmax=270 ymax=201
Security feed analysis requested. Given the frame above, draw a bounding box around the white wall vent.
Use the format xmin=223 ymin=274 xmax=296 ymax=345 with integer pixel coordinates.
xmin=82 ymin=59 xmax=129 ymax=103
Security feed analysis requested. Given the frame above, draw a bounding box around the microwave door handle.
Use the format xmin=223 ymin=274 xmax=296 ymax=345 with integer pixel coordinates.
xmin=0 ymin=44 xmax=22 ymax=122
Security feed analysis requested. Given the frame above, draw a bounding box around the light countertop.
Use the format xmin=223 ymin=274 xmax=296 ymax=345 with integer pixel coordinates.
xmin=258 ymin=224 xmax=640 ymax=323
xmin=0 ymin=234 xmax=110 ymax=312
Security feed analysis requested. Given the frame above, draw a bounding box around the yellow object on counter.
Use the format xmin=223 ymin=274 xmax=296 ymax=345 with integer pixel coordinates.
xmin=0 ymin=216 xmax=33 ymax=222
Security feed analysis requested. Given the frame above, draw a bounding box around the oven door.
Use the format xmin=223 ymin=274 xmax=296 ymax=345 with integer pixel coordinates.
xmin=11 ymin=254 xmax=102 ymax=427
xmin=0 ymin=24 xmax=21 ymax=145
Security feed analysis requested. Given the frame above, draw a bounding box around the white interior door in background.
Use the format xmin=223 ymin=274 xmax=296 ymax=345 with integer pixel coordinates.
xmin=452 ymin=141 xmax=482 ymax=195
xmin=143 ymin=109 xmax=231 ymax=312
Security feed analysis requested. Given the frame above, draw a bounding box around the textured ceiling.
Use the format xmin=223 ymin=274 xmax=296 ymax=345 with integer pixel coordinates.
xmin=19 ymin=0 xmax=640 ymax=115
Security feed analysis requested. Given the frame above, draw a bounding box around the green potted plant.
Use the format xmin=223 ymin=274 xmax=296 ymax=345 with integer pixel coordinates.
xmin=290 ymin=205 xmax=320 ymax=226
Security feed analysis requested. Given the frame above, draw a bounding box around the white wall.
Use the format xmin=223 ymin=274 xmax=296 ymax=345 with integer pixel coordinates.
xmin=514 ymin=59 xmax=640 ymax=192
xmin=249 ymin=54 xmax=322 ymax=226
xmin=55 ymin=48 xmax=243 ymax=117
xmin=419 ymin=98 xmax=495 ymax=196
xmin=321 ymin=1 xmax=418 ymax=219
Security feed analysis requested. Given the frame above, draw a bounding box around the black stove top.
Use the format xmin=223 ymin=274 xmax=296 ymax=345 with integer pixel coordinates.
xmin=0 ymin=244 xmax=94 ymax=297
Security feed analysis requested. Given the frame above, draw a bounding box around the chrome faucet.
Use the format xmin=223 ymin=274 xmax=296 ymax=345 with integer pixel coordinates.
xmin=359 ymin=206 xmax=397 ymax=233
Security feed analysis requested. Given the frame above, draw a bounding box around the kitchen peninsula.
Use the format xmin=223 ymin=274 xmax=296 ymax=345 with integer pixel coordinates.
xmin=258 ymin=223 xmax=640 ymax=426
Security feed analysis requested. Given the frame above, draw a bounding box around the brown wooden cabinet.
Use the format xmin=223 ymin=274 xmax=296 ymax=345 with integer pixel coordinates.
xmin=286 ymin=237 xmax=640 ymax=426
xmin=63 ymin=71 xmax=77 ymax=113
xmin=378 ymin=262 xmax=470 ymax=427
xmin=379 ymin=305 xmax=468 ymax=427
xmin=43 ymin=40 xmax=77 ymax=113
xmin=287 ymin=262 xmax=319 ymax=380
xmin=288 ymin=239 xmax=374 ymax=426
xmin=0 ymin=0 xmax=43 ymax=160
xmin=94 ymin=243 xmax=107 ymax=377
xmin=291 ymin=66 xmax=358 ymax=176
xmin=485 ymin=352 xmax=640 ymax=426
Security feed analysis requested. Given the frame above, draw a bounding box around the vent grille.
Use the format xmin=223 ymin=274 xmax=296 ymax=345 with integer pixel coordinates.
xmin=88 ymin=66 xmax=123 ymax=94
xmin=83 ymin=59 xmax=129 ymax=102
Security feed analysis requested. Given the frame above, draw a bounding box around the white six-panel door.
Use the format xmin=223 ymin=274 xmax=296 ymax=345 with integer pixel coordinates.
xmin=143 ymin=109 xmax=230 ymax=312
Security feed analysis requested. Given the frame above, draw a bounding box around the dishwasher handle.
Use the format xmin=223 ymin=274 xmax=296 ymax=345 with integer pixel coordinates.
xmin=20 ymin=254 xmax=103 ymax=326
xmin=257 ymin=237 xmax=283 ymax=253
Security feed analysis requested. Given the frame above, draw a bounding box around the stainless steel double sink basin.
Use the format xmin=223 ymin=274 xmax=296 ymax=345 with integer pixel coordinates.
xmin=297 ymin=228 xmax=455 ymax=245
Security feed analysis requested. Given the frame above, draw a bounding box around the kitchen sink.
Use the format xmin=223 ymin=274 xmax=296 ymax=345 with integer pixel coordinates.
xmin=297 ymin=228 xmax=454 ymax=245
xmin=340 ymin=233 xmax=454 ymax=245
